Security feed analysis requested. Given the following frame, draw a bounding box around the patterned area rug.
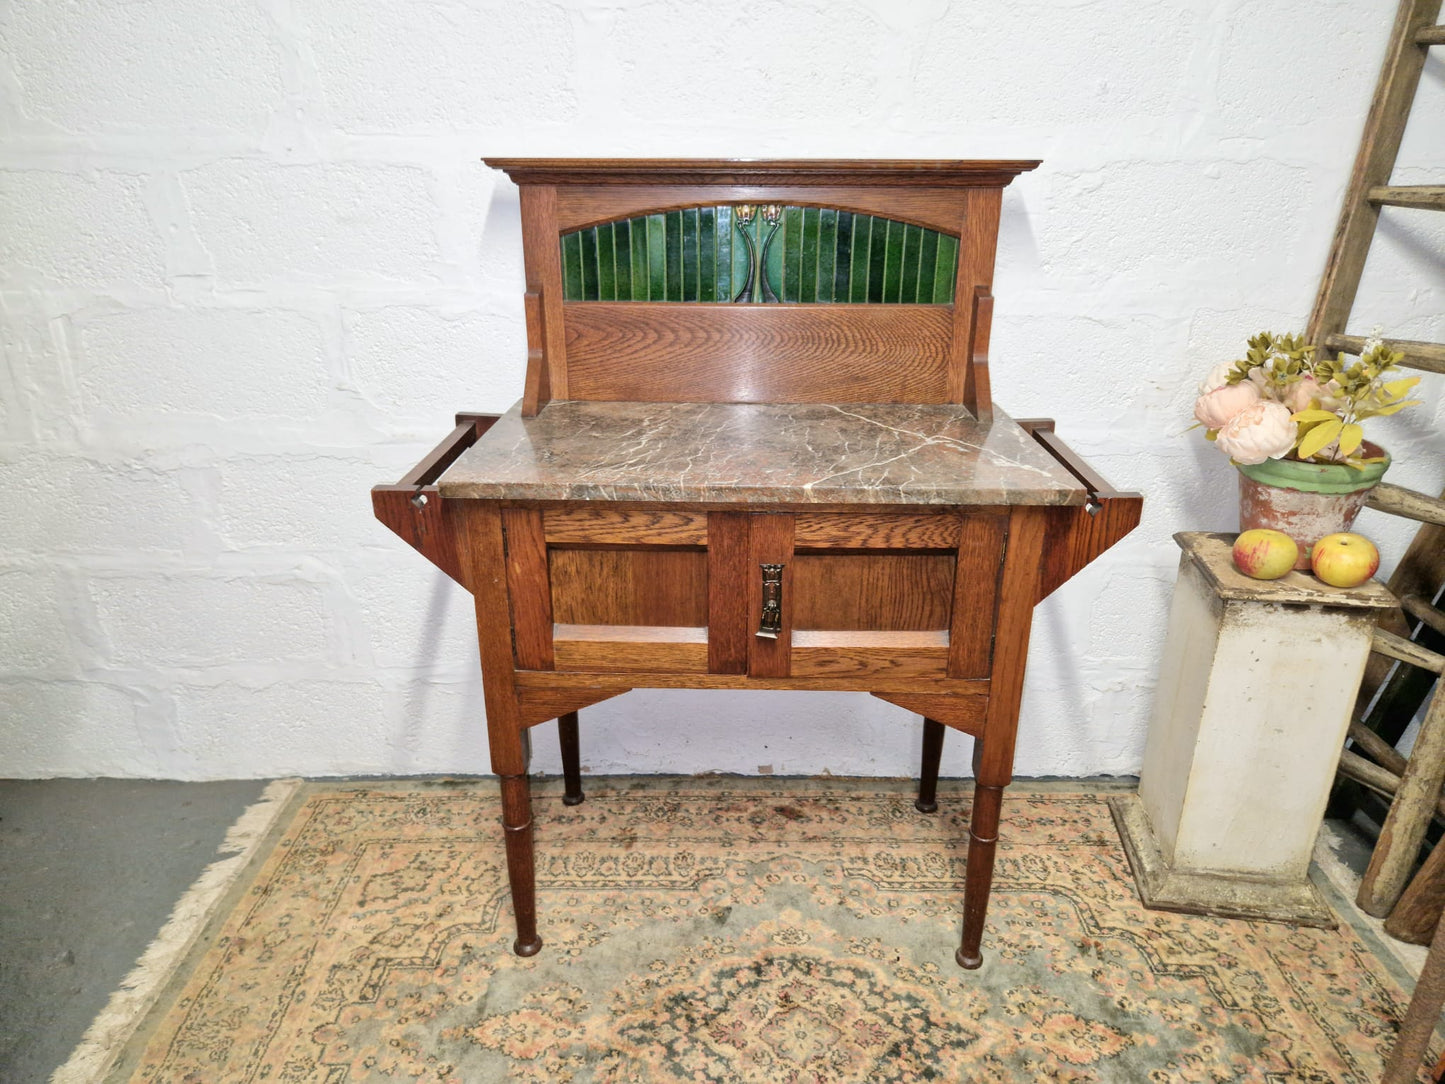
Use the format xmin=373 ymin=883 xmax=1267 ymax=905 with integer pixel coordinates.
xmin=101 ymin=778 xmax=1427 ymax=1082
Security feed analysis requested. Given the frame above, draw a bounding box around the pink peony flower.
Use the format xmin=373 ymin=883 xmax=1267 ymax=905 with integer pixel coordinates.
xmin=1197 ymin=361 xmax=1236 ymax=395
xmin=1281 ymin=376 xmax=1346 ymax=414
xmin=1193 ymin=380 xmax=1260 ymax=429
xmin=1282 ymin=377 xmax=1322 ymax=413
xmin=1214 ymin=400 xmax=1297 ymax=464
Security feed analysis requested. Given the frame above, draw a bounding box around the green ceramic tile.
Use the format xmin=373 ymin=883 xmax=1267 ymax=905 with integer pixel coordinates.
xmin=832 ymin=211 xmax=853 ymax=303
xmin=934 ymin=236 xmax=959 ymax=304
xmin=595 ymin=222 xmax=617 ymax=301
xmin=716 ymin=207 xmax=734 ymax=300
xmin=561 ymin=231 xmax=583 ymax=301
xmin=866 ymin=217 xmax=887 ymax=303
xmin=579 ymin=226 xmax=599 ymax=300
xmin=646 ymin=214 xmax=666 ymax=301
xmin=817 ymin=209 xmax=838 ymax=303
xmin=612 ymin=220 xmax=632 ymax=300
xmin=683 ymin=208 xmax=701 ymax=301
xmin=780 ymin=207 xmax=802 ymax=301
xmin=797 ymin=207 xmax=819 ymax=303
xmin=628 ymin=217 xmax=648 ymax=301
xmin=916 ymin=228 xmax=939 ymax=305
xmin=850 ymin=215 xmax=871 ymax=303
xmin=898 ymin=224 xmax=922 ymax=303
xmin=664 ymin=211 xmax=683 ymax=301
xmin=698 ymin=207 xmax=716 ymax=302
xmin=880 ymin=220 xmax=903 ymax=303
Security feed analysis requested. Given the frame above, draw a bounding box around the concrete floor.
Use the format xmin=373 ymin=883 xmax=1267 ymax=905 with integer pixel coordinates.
xmin=0 ymin=779 xmax=267 ymax=1084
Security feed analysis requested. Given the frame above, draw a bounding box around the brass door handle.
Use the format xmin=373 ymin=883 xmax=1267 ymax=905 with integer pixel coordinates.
xmin=757 ymin=563 xmax=783 ymax=639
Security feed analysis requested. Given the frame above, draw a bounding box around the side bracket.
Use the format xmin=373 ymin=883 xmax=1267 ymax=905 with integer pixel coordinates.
xmin=1016 ymin=418 xmax=1143 ymax=602
xmin=371 ymin=413 xmax=500 ymax=590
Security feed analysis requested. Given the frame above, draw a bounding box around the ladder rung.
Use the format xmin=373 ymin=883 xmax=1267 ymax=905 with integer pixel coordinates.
xmin=1402 ymin=595 xmax=1445 ymax=639
xmin=1416 ymin=25 xmax=1445 ymax=45
xmin=1326 ymin=333 xmax=1445 ymax=374
xmin=1373 ymin=627 xmax=1445 ymax=674
xmin=1367 ymin=184 xmax=1445 ymax=209
xmin=1366 ymin=483 xmax=1445 ymax=527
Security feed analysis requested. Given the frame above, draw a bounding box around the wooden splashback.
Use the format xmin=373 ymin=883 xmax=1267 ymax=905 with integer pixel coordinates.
xmin=484 ymin=159 xmax=1039 ymax=419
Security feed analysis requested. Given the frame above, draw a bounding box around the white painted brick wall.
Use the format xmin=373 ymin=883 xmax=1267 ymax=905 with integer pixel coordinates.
xmin=0 ymin=0 xmax=1440 ymax=780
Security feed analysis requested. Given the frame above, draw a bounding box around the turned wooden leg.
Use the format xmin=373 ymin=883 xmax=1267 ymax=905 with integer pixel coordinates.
xmin=500 ymin=773 xmax=542 ymax=957
xmin=957 ymin=776 xmax=1004 ymax=970
xmin=557 ymin=711 xmax=584 ymax=806
xmin=916 ymin=717 xmax=945 ymax=813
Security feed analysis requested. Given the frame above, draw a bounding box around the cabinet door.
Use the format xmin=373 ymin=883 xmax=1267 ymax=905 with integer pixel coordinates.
xmin=738 ymin=511 xmax=1004 ymax=682
xmin=505 ymin=507 xmax=711 ymax=674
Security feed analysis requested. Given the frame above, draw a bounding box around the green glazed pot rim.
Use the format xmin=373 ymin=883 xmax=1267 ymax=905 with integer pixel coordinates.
xmin=1236 ymin=444 xmax=1390 ymax=495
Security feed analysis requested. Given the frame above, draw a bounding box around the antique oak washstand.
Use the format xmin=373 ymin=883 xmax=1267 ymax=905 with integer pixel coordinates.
xmin=372 ymin=159 xmax=1141 ymax=968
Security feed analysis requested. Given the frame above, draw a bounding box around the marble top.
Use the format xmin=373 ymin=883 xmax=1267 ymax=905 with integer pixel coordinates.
xmin=439 ymin=401 xmax=1086 ymax=507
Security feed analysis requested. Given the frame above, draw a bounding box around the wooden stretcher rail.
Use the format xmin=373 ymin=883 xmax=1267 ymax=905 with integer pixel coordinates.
xmin=397 ymin=412 xmax=501 ymax=487
xmin=1015 ymin=417 xmax=1136 ymax=508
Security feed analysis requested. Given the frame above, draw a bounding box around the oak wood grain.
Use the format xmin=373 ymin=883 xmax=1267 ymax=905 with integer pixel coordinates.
xmin=516 ymin=686 xmax=629 ymax=729
xmin=791 ymin=554 xmax=955 ymax=630
xmin=793 ymin=512 xmax=960 ymax=549
xmin=522 ymin=290 xmax=550 ymax=415
xmin=948 ymin=513 xmax=1006 ymax=678
xmin=874 ymin=692 xmax=988 ymax=738
xmin=503 ymin=508 xmax=554 ymax=670
xmin=951 ymin=188 xmax=1002 ymax=415
xmin=956 ymin=504 xmax=1049 ymax=968
xmin=544 ymin=507 xmax=709 ymax=545
xmin=548 ymin=548 xmax=708 ymax=626
xmin=550 ymin=185 xmax=975 ymax=236
xmin=371 ymin=486 xmax=465 ymax=588
xmin=514 ymin=667 xmax=991 ymax=696
xmin=487 ymin=159 xmax=1041 ymax=191
xmin=708 ymin=512 xmax=750 ymax=674
xmin=791 ymin=630 xmax=949 ymax=680
xmin=552 ymin=624 xmax=709 ymax=673
xmin=520 ymin=184 xmax=567 ymax=410
xmin=962 ymin=286 xmax=994 ymax=421
xmin=563 ymin=303 xmax=953 ymax=404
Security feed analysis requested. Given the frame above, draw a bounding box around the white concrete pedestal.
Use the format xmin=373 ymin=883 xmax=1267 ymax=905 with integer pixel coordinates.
xmin=1110 ymin=532 xmax=1395 ymax=926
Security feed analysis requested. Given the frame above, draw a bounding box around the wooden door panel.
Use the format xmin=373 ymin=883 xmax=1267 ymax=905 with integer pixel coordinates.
xmin=791 ymin=554 xmax=954 ymax=630
xmin=549 ymin=548 xmax=707 ymax=626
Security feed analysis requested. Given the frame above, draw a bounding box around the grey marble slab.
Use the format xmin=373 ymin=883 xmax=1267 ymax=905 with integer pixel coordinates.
xmin=439 ymin=400 xmax=1087 ymax=506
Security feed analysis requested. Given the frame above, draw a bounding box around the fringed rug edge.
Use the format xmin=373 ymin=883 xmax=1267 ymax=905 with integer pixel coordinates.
xmin=50 ymin=778 xmax=305 ymax=1084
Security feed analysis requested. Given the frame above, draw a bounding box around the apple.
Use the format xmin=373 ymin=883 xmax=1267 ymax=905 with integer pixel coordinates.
xmin=1232 ymin=528 xmax=1298 ymax=580
xmin=1311 ymin=532 xmax=1380 ymax=588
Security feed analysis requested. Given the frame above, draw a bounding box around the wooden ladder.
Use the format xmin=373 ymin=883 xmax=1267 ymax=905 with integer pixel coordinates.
xmin=1317 ymin=0 xmax=1445 ymax=931
xmin=1318 ymin=7 xmax=1445 ymax=1083
xmin=1309 ymin=0 xmax=1445 ymax=371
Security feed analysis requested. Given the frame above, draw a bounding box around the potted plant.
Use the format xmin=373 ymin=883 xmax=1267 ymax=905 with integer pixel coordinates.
xmin=1193 ymin=331 xmax=1420 ymax=567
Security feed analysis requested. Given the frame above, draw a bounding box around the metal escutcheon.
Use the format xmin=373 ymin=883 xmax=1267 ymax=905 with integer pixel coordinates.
xmin=757 ymin=563 xmax=783 ymax=639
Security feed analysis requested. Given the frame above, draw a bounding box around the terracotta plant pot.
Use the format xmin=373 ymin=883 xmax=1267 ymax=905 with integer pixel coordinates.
xmin=1236 ymin=443 xmax=1390 ymax=569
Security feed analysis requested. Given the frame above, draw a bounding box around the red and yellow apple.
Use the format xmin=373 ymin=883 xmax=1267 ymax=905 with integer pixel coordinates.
xmin=1310 ymin=532 xmax=1380 ymax=588
xmin=1232 ymin=528 xmax=1298 ymax=580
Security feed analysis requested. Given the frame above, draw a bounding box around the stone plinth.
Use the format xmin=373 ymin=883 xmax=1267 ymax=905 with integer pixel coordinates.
xmin=1110 ymin=532 xmax=1396 ymax=926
